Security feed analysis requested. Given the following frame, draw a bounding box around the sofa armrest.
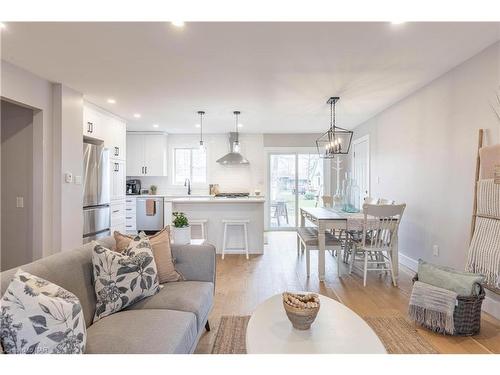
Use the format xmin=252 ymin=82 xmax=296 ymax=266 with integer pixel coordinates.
xmin=171 ymin=243 xmax=216 ymax=284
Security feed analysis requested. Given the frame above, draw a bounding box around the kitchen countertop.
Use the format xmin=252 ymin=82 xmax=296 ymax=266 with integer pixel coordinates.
xmin=170 ymin=197 xmax=265 ymax=203
xmin=127 ymin=194 xmax=264 ymax=200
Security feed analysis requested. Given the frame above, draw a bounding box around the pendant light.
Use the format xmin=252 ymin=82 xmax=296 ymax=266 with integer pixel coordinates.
xmin=197 ymin=110 xmax=205 ymax=151
xmin=316 ymin=97 xmax=353 ymax=158
xmin=233 ymin=111 xmax=241 ymax=152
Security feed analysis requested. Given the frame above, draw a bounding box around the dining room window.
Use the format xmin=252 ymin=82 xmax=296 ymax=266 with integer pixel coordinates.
xmin=174 ymin=148 xmax=207 ymax=184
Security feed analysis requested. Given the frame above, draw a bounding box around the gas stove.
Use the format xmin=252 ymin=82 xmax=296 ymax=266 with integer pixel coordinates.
xmin=214 ymin=192 xmax=250 ymax=198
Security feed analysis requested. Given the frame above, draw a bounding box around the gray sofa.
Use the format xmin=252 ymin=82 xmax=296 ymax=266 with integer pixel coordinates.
xmin=0 ymin=237 xmax=216 ymax=354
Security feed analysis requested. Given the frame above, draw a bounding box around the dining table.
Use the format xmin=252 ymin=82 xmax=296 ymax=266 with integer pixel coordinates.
xmin=299 ymin=207 xmax=399 ymax=282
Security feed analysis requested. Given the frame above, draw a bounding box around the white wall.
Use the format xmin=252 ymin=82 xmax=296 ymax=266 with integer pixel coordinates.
xmin=131 ymin=133 xmax=266 ymax=195
xmin=53 ymin=84 xmax=84 ymax=251
xmin=351 ymin=41 xmax=500 ymax=271
xmin=1 ymin=61 xmax=86 ymax=258
xmin=1 ymin=60 xmax=54 ymax=258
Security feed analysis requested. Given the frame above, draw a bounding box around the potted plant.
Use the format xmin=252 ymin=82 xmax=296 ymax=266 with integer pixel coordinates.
xmin=150 ymin=185 xmax=157 ymax=195
xmin=172 ymin=212 xmax=190 ymax=245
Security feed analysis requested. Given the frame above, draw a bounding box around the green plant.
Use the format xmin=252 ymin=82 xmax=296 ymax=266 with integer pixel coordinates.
xmin=304 ymin=192 xmax=315 ymax=200
xmin=172 ymin=212 xmax=189 ymax=228
xmin=150 ymin=185 xmax=157 ymax=194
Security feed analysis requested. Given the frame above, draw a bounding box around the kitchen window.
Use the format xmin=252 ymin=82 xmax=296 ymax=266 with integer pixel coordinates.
xmin=174 ymin=148 xmax=207 ymax=184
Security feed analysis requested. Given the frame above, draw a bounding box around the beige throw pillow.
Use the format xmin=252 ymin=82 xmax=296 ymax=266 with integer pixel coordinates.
xmin=114 ymin=227 xmax=183 ymax=283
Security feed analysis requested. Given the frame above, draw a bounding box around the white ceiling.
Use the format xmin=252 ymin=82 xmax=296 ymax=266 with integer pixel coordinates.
xmin=2 ymin=22 xmax=499 ymax=133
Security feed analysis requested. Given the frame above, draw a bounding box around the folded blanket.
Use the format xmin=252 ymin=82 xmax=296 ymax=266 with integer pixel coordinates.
xmin=408 ymin=281 xmax=458 ymax=335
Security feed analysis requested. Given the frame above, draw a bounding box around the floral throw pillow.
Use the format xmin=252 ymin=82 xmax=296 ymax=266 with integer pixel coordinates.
xmin=92 ymin=236 xmax=160 ymax=322
xmin=0 ymin=270 xmax=86 ymax=354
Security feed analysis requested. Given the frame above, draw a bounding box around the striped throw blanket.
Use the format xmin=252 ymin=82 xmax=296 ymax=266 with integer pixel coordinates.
xmin=408 ymin=281 xmax=457 ymax=335
xmin=466 ymin=179 xmax=500 ymax=288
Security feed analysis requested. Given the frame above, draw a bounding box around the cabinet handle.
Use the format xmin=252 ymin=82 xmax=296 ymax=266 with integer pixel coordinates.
xmin=112 ymin=210 xmax=120 ymax=213
xmin=126 ymin=208 xmax=133 ymax=211
xmin=87 ymin=122 xmax=92 ymax=133
xmin=116 ymin=163 xmax=119 ymax=172
xmin=115 ymin=147 xmax=119 ymax=156
xmin=145 ymin=166 xmax=147 ymax=174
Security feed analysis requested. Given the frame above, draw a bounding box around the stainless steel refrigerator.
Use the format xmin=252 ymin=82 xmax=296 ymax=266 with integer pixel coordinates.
xmin=83 ymin=142 xmax=110 ymax=243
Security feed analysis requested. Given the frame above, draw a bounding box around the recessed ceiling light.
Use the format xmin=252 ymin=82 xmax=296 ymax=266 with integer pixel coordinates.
xmin=0 ymin=23 xmax=6 ymax=30
xmin=133 ymin=113 xmax=141 ymax=118
xmin=238 ymin=123 xmax=243 ymax=128
xmin=172 ymin=21 xmax=185 ymax=28
xmin=107 ymin=98 xmax=116 ymax=104
xmin=391 ymin=21 xmax=406 ymax=25
xmin=152 ymin=124 xmax=159 ymax=128
xmin=195 ymin=124 xmax=201 ymax=128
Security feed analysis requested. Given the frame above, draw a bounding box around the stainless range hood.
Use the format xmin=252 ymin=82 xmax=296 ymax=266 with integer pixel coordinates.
xmin=216 ymin=132 xmax=249 ymax=165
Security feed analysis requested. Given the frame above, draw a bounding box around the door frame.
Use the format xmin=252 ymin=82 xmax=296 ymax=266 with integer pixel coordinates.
xmin=351 ymin=134 xmax=370 ymax=203
xmin=265 ymin=148 xmax=330 ymax=231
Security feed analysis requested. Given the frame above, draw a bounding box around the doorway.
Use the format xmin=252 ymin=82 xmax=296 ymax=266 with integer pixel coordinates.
xmin=1 ymin=100 xmax=35 ymax=271
xmin=352 ymin=135 xmax=370 ymax=208
xmin=268 ymin=152 xmax=324 ymax=230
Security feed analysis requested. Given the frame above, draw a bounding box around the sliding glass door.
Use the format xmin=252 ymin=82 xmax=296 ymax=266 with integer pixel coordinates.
xmin=269 ymin=153 xmax=324 ymax=230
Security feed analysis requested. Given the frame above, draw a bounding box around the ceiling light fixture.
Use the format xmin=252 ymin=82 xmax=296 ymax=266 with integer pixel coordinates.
xmin=391 ymin=21 xmax=406 ymax=25
xmin=195 ymin=124 xmax=201 ymax=128
xmin=0 ymin=23 xmax=6 ymax=30
xmin=107 ymin=98 xmax=116 ymax=104
xmin=133 ymin=113 xmax=141 ymax=118
xmin=152 ymin=124 xmax=159 ymax=128
xmin=316 ymin=97 xmax=353 ymax=158
xmin=232 ymin=111 xmax=241 ymax=153
xmin=197 ymin=111 xmax=206 ymax=151
xmin=172 ymin=21 xmax=185 ymax=27
xmin=238 ymin=123 xmax=243 ymax=128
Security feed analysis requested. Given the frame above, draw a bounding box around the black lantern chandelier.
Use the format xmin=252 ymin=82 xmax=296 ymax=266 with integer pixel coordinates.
xmin=316 ymin=97 xmax=353 ymax=158
xmin=197 ymin=110 xmax=205 ymax=151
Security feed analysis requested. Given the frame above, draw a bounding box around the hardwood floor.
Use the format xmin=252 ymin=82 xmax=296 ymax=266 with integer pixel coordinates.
xmin=195 ymin=232 xmax=500 ymax=354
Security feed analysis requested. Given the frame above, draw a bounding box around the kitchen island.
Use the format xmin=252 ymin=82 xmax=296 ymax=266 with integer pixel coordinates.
xmin=165 ymin=196 xmax=265 ymax=255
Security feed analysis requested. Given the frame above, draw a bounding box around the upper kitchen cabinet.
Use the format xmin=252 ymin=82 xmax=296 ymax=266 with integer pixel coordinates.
xmin=126 ymin=133 xmax=168 ymax=177
xmin=83 ymin=104 xmax=104 ymax=139
xmin=106 ymin=117 xmax=126 ymax=161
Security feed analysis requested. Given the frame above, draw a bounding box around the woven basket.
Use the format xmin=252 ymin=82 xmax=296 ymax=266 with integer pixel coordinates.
xmin=412 ymin=275 xmax=485 ymax=336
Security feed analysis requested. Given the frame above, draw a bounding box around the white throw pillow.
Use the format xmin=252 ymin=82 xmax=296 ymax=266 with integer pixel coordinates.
xmin=0 ymin=270 xmax=86 ymax=354
xmin=92 ymin=236 xmax=160 ymax=322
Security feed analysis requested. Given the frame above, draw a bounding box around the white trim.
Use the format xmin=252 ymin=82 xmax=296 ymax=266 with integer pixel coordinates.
xmin=396 ymin=252 xmax=500 ymax=320
xmin=351 ymin=134 xmax=371 ymax=202
xmin=399 ymin=253 xmax=419 ymax=272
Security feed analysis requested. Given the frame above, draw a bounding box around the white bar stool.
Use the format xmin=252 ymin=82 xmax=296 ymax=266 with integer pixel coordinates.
xmin=190 ymin=219 xmax=208 ymax=240
xmin=222 ymin=219 xmax=249 ymax=260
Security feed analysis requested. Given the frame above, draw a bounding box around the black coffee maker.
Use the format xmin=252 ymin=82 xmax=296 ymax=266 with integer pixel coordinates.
xmin=126 ymin=179 xmax=141 ymax=195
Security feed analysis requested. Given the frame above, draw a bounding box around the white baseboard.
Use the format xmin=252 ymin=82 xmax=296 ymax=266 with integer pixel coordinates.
xmin=399 ymin=253 xmax=418 ymax=272
xmin=398 ymin=253 xmax=500 ymax=320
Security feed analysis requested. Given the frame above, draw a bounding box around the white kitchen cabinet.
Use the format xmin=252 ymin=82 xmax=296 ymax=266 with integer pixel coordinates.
xmin=126 ymin=133 xmax=167 ymax=176
xmin=83 ymin=105 xmax=104 ymax=140
xmin=111 ymin=200 xmax=126 ymax=234
xmin=106 ymin=118 xmax=127 ymax=161
xmin=125 ymin=197 xmax=137 ymax=234
xmin=110 ymin=159 xmax=126 ymax=201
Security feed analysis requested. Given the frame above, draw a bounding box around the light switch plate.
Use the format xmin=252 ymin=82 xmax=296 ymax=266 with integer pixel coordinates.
xmin=64 ymin=172 xmax=73 ymax=183
xmin=74 ymin=175 xmax=82 ymax=185
xmin=16 ymin=197 xmax=24 ymax=208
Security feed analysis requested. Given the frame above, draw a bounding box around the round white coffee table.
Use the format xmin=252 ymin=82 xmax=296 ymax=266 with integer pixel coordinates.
xmin=246 ymin=293 xmax=386 ymax=354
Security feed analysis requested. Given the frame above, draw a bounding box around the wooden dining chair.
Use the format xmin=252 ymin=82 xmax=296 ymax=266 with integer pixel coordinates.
xmin=349 ymin=203 xmax=406 ymax=286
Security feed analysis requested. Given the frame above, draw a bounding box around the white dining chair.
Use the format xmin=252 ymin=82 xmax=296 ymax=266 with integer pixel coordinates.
xmin=364 ymin=196 xmax=378 ymax=204
xmin=377 ymin=198 xmax=395 ymax=204
xmin=297 ymin=227 xmax=344 ymax=277
xmin=349 ymin=203 xmax=406 ymax=286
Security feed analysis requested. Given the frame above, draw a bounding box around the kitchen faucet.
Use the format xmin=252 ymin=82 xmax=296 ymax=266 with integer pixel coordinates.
xmin=184 ymin=178 xmax=191 ymax=195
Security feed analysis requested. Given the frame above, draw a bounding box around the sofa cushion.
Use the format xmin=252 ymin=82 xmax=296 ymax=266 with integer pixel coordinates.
xmin=1 ymin=270 xmax=86 ymax=354
xmin=114 ymin=227 xmax=183 ymax=283
xmin=126 ymin=281 xmax=213 ymax=331
xmin=85 ymin=309 xmax=197 ymax=354
xmin=92 ymin=237 xmax=160 ymax=323
xmin=0 ymin=243 xmax=97 ymax=328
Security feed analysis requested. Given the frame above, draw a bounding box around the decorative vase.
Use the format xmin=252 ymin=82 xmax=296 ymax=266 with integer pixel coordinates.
xmin=173 ymin=226 xmax=191 ymax=245
xmin=343 ymin=173 xmax=360 ymax=213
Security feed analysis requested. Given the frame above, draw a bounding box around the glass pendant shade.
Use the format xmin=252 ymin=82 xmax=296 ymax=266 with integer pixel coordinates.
xmin=316 ymin=97 xmax=353 ymax=158
xmin=198 ymin=110 xmax=205 ymax=151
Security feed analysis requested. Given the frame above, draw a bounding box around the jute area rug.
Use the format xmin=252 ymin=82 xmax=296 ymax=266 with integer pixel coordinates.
xmin=211 ymin=315 xmax=438 ymax=354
